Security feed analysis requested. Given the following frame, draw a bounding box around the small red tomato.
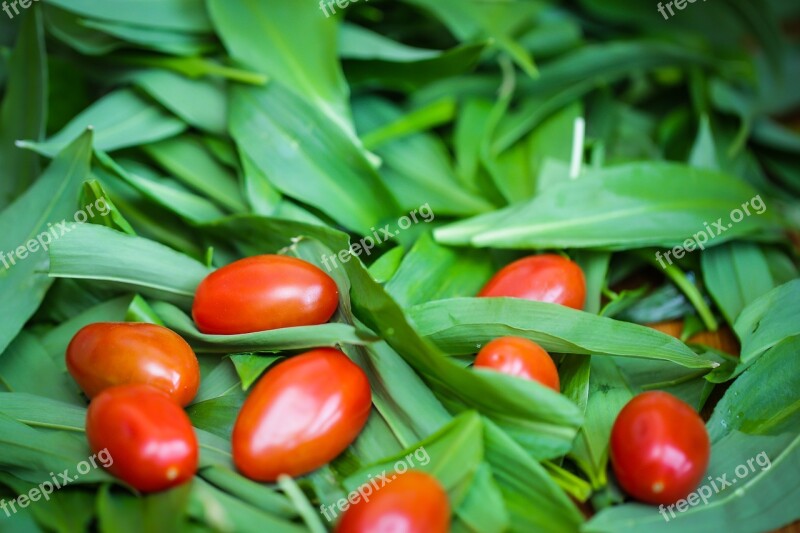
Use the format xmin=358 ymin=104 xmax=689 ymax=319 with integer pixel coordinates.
xmin=334 ymin=470 xmax=450 ymax=533
xmin=474 ymin=336 xmax=560 ymax=391
xmin=610 ymin=391 xmax=710 ymax=504
xmin=478 ymin=254 xmax=586 ymax=310
xmin=86 ymin=384 xmax=198 ymax=493
xmin=232 ymin=348 xmax=371 ymax=482
xmin=67 ymin=322 xmax=200 ymax=406
xmin=192 ymin=255 xmax=339 ymax=335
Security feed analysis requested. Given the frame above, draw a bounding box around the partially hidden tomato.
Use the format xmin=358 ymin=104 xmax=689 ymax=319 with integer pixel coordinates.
xmin=67 ymin=322 xmax=200 ymax=406
xmin=478 ymin=254 xmax=586 ymax=310
xmin=474 ymin=336 xmax=560 ymax=391
xmin=86 ymin=384 xmax=198 ymax=493
xmin=610 ymin=391 xmax=710 ymax=505
xmin=192 ymin=255 xmax=339 ymax=335
xmin=335 ymin=470 xmax=450 ymax=533
xmin=232 ymin=348 xmax=371 ymax=482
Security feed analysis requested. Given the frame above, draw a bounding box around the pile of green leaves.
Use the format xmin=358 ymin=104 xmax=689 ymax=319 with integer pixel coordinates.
xmin=1 ymin=0 xmax=799 ymax=531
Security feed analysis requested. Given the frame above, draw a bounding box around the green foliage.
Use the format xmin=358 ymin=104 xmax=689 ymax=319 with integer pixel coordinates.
xmin=0 ymin=0 xmax=798 ymax=531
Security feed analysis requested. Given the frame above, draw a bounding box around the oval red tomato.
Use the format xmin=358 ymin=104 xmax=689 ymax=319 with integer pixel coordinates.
xmin=86 ymin=384 xmax=198 ymax=493
xmin=478 ymin=254 xmax=586 ymax=310
xmin=610 ymin=391 xmax=710 ymax=504
xmin=334 ymin=470 xmax=450 ymax=533
xmin=474 ymin=336 xmax=560 ymax=391
xmin=192 ymin=255 xmax=339 ymax=335
xmin=232 ymin=348 xmax=371 ymax=482
xmin=67 ymin=322 xmax=200 ymax=406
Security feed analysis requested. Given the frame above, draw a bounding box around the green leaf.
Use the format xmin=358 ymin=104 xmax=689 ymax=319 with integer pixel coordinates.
xmin=343 ymin=36 xmax=487 ymax=91
xmin=360 ymin=98 xmax=456 ymax=150
xmin=573 ymin=250 xmax=611 ymax=315
xmin=229 ymin=354 xmax=281 ymax=390
xmin=95 ymin=152 xmax=228 ymax=224
xmin=187 ymin=394 xmax=243 ymax=439
xmin=152 ymin=300 xmax=376 ymax=354
xmin=338 ymin=23 xmax=445 ymax=62
xmin=734 ymin=279 xmax=800 ymax=364
xmin=230 ymin=82 xmax=399 ymax=233
xmin=494 ymin=42 xmax=712 ymax=152
xmin=0 ymin=332 xmax=82 ymax=405
xmin=569 ymin=358 xmax=634 ymax=489
xmin=192 ymin=358 xmax=240 ymax=404
xmin=352 ymin=97 xmax=494 ymax=217
xmin=276 ymin=476 xmax=327 ymax=533
xmin=0 ymin=473 xmax=97 ymax=533
xmin=0 ymin=8 xmax=46 ymax=207
xmin=49 ymin=224 xmax=212 ymax=308
xmin=125 ymin=294 xmax=164 ymax=325
xmin=0 ymin=128 xmax=93 ymax=354
xmin=483 ymin=418 xmax=585 ymax=532
xmin=708 ymin=336 xmax=800 ymax=441
xmin=400 ymin=0 xmax=540 ymax=76
xmin=43 ymin=5 xmax=120 ymax=56
xmin=142 ymin=136 xmax=246 ymax=213
xmin=199 ymin=466 xmax=297 ymax=519
xmin=188 ymin=477 xmax=305 ymax=533
xmin=491 ymin=102 xmax=581 ymax=202
xmin=79 ymin=179 xmax=137 ymax=235
xmin=0 ymin=413 xmax=111 ymax=485
xmin=434 ymin=162 xmax=781 ymax=250
xmin=82 ymin=19 xmax=214 ymax=56
xmin=0 ymin=392 xmax=86 ymax=432
xmin=385 ymin=233 xmax=492 ymax=308
xmin=97 ymin=483 xmax=191 ymax=533
xmin=207 ymin=0 xmax=350 ymax=128
xmin=43 ymin=0 xmax=212 ymax=32
xmin=132 ymin=70 xmax=227 ymax=135
xmin=20 ymin=89 xmax=186 ymax=157
xmin=702 ymin=242 xmax=775 ymax=326
xmin=409 ymin=297 xmax=714 ymax=368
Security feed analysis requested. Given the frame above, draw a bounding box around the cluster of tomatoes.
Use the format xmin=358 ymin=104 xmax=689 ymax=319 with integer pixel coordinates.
xmin=65 ymin=252 xmax=709 ymax=531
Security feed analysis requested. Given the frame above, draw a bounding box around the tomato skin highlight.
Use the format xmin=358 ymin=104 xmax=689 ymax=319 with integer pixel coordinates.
xmin=66 ymin=322 xmax=200 ymax=406
xmin=478 ymin=254 xmax=586 ymax=310
xmin=334 ymin=471 xmax=450 ymax=533
xmin=192 ymin=255 xmax=340 ymax=335
xmin=232 ymin=348 xmax=371 ymax=482
xmin=474 ymin=336 xmax=560 ymax=391
xmin=85 ymin=384 xmax=198 ymax=493
xmin=610 ymin=391 xmax=710 ymax=505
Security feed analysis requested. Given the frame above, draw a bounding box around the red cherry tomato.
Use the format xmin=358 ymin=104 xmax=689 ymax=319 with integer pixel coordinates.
xmin=478 ymin=254 xmax=586 ymax=310
xmin=86 ymin=384 xmax=198 ymax=493
xmin=67 ymin=322 xmax=200 ymax=406
xmin=610 ymin=391 xmax=710 ymax=504
xmin=474 ymin=336 xmax=560 ymax=391
xmin=335 ymin=470 xmax=450 ymax=533
xmin=232 ymin=348 xmax=371 ymax=482
xmin=192 ymin=255 xmax=339 ymax=335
